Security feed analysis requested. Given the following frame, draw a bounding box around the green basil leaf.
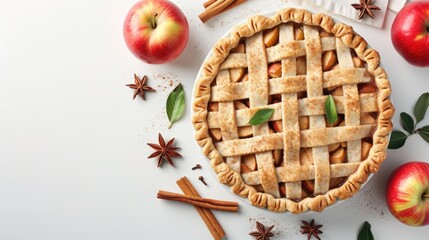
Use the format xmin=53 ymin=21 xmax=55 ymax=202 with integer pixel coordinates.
xmin=325 ymin=95 xmax=338 ymax=125
xmin=247 ymin=109 xmax=274 ymax=126
xmin=358 ymin=221 xmax=374 ymax=240
xmin=400 ymin=112 xmax=414 ymax=134
xmin=414 ymin=92 xmax=429 ymax=124
xmin=388 ymin=131 xmax=408 ymax=149
xmin=418 ymin=126 xmax=429 ymax=143
xmin=166 ymin=84 xmax=185 ymax=129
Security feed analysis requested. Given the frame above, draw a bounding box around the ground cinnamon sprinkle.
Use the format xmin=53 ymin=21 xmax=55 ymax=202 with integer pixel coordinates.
xmin=152 ymin=72 xmax=179 ymax=92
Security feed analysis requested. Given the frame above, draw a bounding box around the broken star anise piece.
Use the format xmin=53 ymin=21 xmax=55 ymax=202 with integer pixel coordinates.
xmin=126 ymin=74 xmax=156 ymax=100
xmin=147 ymin=133 xmax=182 ymax=167
xmin=301 ymin=219 xmax=323 ymax=240
xmin=249 ymin=221 xmax=275 ymax=240
xmin=351 ymin=0 xmax=381 ymax=20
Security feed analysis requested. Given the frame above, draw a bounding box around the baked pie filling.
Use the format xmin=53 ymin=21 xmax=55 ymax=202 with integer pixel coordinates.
xmin=193 ymin=8 xmax=393 ymax=213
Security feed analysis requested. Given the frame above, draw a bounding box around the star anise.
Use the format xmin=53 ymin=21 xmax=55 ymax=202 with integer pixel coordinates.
xmin=249 ymin=221 xmax=275 ymax=240
xmin=126 ymin=74 xmax=156 ymax=100
xmin=147 ymin=133 xmax=182 ymax=167
xmin=300 ymin=219 xmax=323 ymax=240
xmin=351 ymin=0 xmax=381 ymax=20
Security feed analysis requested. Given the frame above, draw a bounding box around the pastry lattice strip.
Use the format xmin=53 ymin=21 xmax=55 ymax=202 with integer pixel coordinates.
xmin=280 ymin=23 xmax=301 ymax=199
xmin=245 ymin=32 xmax=280 ymax=197
xmin=304 ymin=25 xmax=330 ymax=194
xmin=219 ymin=37 xmax=337 ymax=69
xmin=207 ymin=93 xmax=377 ymax=128
xmin=216 ymin=70 xmax=241 ymax=173
xmin=215 ymin=125 xmax=374 ymax=156
xmin=336 ymin=38 xmax=362 ymax=163
xmin=211 ymin=68 xmax=372 ymax=102
xmin=242 ymin=162 xmax=361 ymax=185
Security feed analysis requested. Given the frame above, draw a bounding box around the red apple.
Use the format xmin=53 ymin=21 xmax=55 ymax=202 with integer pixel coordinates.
xmin=386 ymin=161 xmax=429 ymax=226
xmin=391 ymin=1 xmax=429 ymax=67
xmin=123 ymin=0 xmax=189 ymax=64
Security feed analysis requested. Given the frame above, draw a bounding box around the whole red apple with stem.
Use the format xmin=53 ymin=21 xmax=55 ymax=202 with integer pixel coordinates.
xmin=123 ymin=0 xmax=189 ymax=64
xmin=391 ymin=1 xmax=429 ymax=67
xmin=386 ymin=161 xmax=429 ymax=226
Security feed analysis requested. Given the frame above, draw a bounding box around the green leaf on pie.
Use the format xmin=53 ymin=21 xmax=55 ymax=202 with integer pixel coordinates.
xmin=358 ymin=221 xmax=374 ymax=240
xmin=418 ymin=126 xmax=429 ymax=143
xmin=388 ymin=131 xmax=408 ymax=149
xmin=325 ymin=94 xmax=338 ymax=125
xmin=247 ymin=109 xmax=274 ymax=126
xmin=166 ymin=84 xmax=185 ymax=129
xmin=414 ymin=92 xmax=429 ymax=124
xmin=400 ymin=112 xmax=414 ymax=134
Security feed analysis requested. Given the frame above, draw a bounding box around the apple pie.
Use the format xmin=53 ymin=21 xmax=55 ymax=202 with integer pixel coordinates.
xmin=192 ymin=8 xmax=394 ymax=213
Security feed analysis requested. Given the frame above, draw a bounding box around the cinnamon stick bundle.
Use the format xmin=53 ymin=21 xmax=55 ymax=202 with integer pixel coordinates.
xmin=176 ymin=177 xmax=226 ymax=240
xmin=199 ymin=0 xmax=247 ymax=23
xmin=157 ymin=190 xmax=238 ymax=212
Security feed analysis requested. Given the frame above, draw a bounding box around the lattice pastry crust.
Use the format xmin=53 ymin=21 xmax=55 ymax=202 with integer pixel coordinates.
xmin=192 ymin=8 xmax=394 ymax=213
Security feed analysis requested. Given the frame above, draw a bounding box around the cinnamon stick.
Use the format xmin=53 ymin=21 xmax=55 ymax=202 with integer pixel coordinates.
xmin=203 ymin=0 xmax=217 ymax=8
xmin=158 ymin=190 xmax=237 ymax=207
xmin=177 ymin=177 xmax=226 ymax=240
xmin=157 ymin=190 xmax=238 ymax=212
xmin=199 ymin=0 xmax=235 ymax=23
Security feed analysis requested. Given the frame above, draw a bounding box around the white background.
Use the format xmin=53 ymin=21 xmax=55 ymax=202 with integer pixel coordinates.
xmin=1 ymin=0 xmax=429 ymax=239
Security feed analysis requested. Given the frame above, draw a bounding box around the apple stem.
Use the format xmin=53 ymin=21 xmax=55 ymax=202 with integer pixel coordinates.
xmin=151 ymin=13 xmax=158 ymax=29
xmin=423 ymin=193 xmax=429 ymax=200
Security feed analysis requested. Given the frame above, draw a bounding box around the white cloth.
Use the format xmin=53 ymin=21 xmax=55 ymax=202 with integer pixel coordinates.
xmin=293 ymin=0 xmax=390 ymax=28
xmin=388 ymin=0 xmax=408 ymax=13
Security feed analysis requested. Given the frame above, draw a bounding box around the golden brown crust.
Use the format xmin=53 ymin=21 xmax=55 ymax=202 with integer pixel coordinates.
xmin=192 ymin=8 xmax=393 ymax=213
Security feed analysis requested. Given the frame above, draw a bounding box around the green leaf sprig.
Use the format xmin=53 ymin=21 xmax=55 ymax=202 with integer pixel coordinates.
xmin=389 ymin=92 xmax=429 ymax=149
xmin=247 ymin=109 xmax=274 ymax=126
xmin=166 ymin=84 xmax=185 ymax=129
xmin=358 ymin=221 xmax=374 ymax=240
xmin=325 ymin=94 xmax=338 ymax=125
